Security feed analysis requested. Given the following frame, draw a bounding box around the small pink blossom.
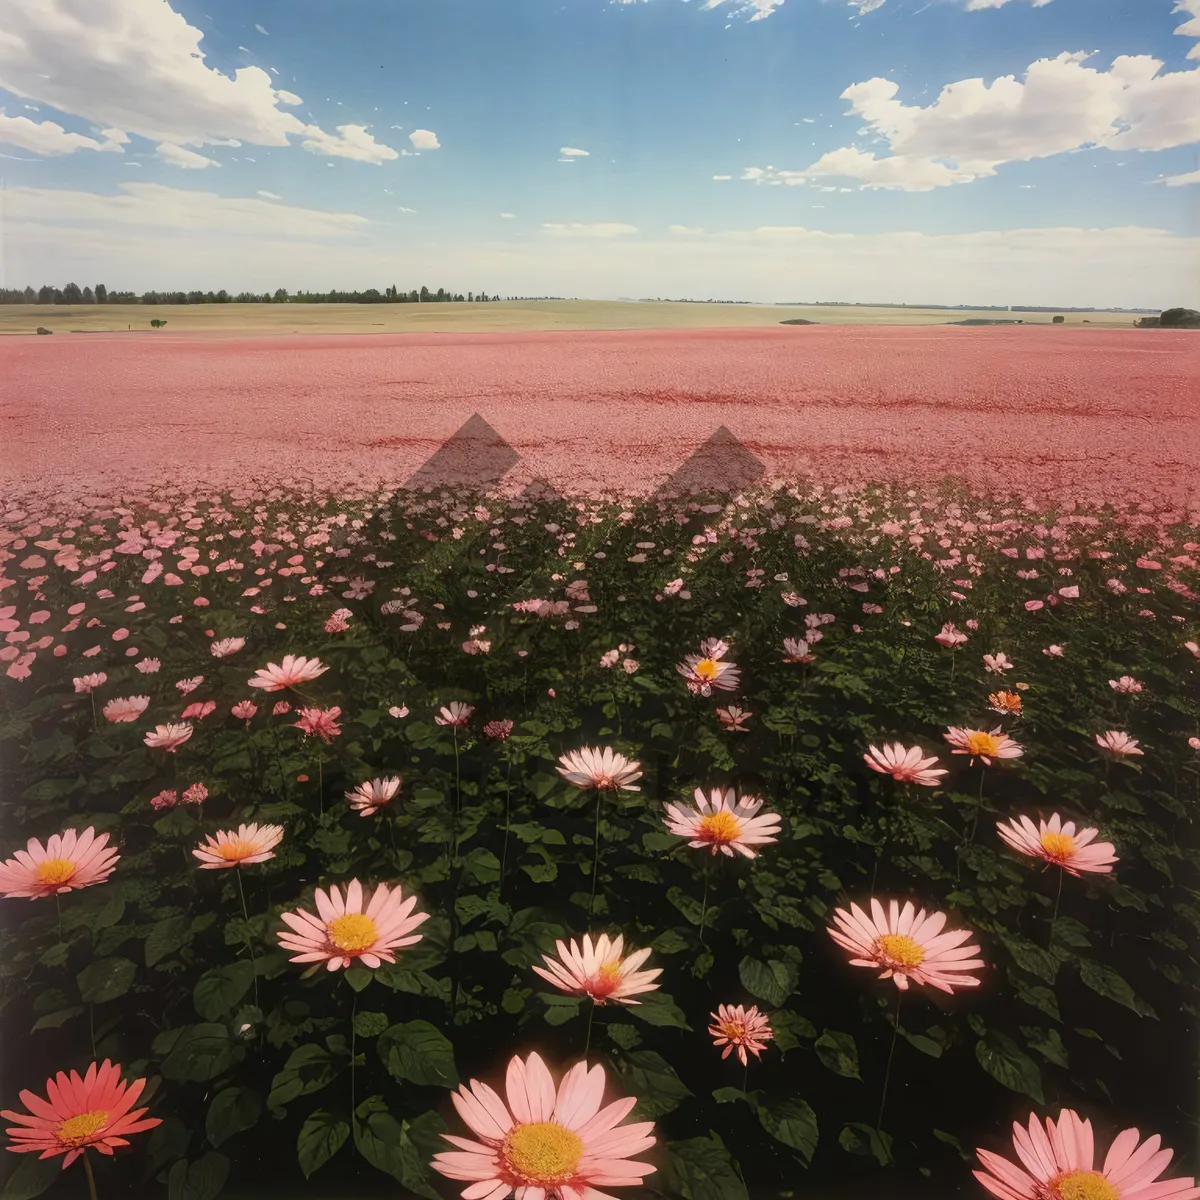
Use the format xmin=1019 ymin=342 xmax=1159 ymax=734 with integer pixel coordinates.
xmin=1043 ymin=644 xmax=1065 ymax=657
xmin=231 ymin=700 xmax=258 ymax=722
xmin=716 ymin=706 xmax=752 ymax=731
xmin=933 ymin=623 xmax=968 ymax=648
xmin=272 ymin=700 xmax=291 ymax=716
xmin=102 ymin=695 xmax=149 ymax=724
xmin=175 ymin=676 xmax=204 ymax=695
xmin=150 ymin=789 xmax=178 ymax=811
xmin=293 ymin=706 xmax=342 ymax=744
xmin=135 ymin=658 xmax=161 ymax=674
xmin=1108 ymin=676 xmax=1142 ymax=694
xmin=388 ymin=705 xmax=409 ymax=719
xmin=435 ymin=702 xmax=474 ymax=727
xmin=73 ymin=673 xmax=107 ymax=694
xmin=182 ymin=783 xmax=208 ymax=806
xmin=983 ymin=652 xmax=1014 ymax=674
xmin=181 ymin=700 xmax=217 ymax=721
xmin=483 ymin=719 xmax=513 ymax=740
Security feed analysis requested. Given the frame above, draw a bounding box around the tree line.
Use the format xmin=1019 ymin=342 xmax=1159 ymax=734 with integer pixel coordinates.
xmin=0 ymin=283 xmax=506 ymax=305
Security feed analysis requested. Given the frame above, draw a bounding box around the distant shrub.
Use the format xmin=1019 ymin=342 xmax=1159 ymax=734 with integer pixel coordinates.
xmin=35 ymin=326 xmax=51 ymax=335
xmin=1160 ymin=307 xmax=1200 ymax=329
xmin=1052 ymin=315 xmax=1065 ymax=324
xmin=150 ymin=319 xmax=168 ymax=328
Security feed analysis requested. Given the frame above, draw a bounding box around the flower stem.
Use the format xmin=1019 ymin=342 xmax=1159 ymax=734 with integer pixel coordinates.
xmin=499 ymin=754 xmax=513 ymax=899
xmin=317 ymin=754 xmax=324 ymax=817
xmin=452 ymin=728 xmax=462 ymax=870
xmin=82 ymin=1152 xmax=99 ymax=1200
xmin=236 ymin=868 xmax=260 ymax=1014
xmin=877 ymin=989 xmax=903 ymax=1130
xmin=350 ymin=987 xmax=358 ymax=1131
xmin=56 ymin=892 xmax=63 ymax=943
xmin=1050 ymin=868 xmax=1064 ymax=947
xmin=967 ymin=768 xmax=986 ymax=844
xmin=583 ymin=1001 xmax=595 ymax=1060
xmin=588 ymin=791 xmax=602 ymax=916
xmin=699 ymin=855 xmax=712 ymax=945
xmin=90 ymin=692 xmax=98 ymax=731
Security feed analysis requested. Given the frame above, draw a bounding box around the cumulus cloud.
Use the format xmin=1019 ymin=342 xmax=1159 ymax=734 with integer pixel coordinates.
xmin=742 ymin=49 xmax=1200 ymax=191
xmin=559 ymin=146 xmax=590 ymax=157
xmin=1176 ymin=0 xmax=1200 ymax=59
xmin=408 ymin=129 xmax=440 ymax=150
xmin=257 ymin=190 xmax=282 ymax=200
xmin=0 ymin=111 xmax=127 ymax=155
xmin=156 ymin=141 xmax=221 ymax=168
xmin=0 ymin=0 xmax=399 ymax=163
xmin=500 ymin=211 xmax=516 ymax=218
xmin=1158 ymin=167 xmax=1200 ymax=185
xmin=301 ymin=124 xmax=399 ymax=164
xmin=668 ymin=224 xmax=704 ymax=234
xmin=700 ymin=0 xmax=787 ymax=20
xmin=542 ymin=222 xmax=638 ymax=237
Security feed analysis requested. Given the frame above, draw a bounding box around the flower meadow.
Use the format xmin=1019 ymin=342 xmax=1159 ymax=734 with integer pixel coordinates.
xmin=1 ymin=481 xmax=1199 ymax=1200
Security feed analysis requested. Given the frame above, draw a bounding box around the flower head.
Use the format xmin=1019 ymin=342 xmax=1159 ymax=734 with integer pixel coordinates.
xmin=828 ymin=898 xmax=984 ymax=994
xmin=983 ymin=652 xmax=1014 ymax=674
xmin=102 ymin=696 xmax=149 ymax=724
xmin=987 ymin=691 xmax=1023 ymax=716
xmin=1043 ymin=644 xmax=1066 ymax=658
xmin=1108 ymin=676 xmax=1143 ymax=694
xmin=709 ymin=1004 xmax=774 ymax=1067
xmin=278 ymin=879 xmax=428 ymax=971
xmin=934 ymin=623 xmax=968 ymax=648
xmin=557 ymin=747 xmax=642 ymax=792
xmin=676 ymin=638 xmax=741 ymax=697
xmin=996 ymin=813 xmax=1117 ymax=877
xmin=346 ymin=776 xmax=401 ymax=817
xmin=781 ymin=637 xmax=815 ymax=664
xmin=134 ymin=658 xmax=161 ymax=674
xmin=533 ymin=933 xmax=661 ymax=1005
xmin=143 ymin=723 xmax=193 ymax=752
xmin=436 ymin=702 xmax=475 ymax=728
xmin=974 ymin=1109 xmax=1200 ymax=1200
xmin=73 ymin=673 xmax=107 ymax=694
xmin=231 ymin=700 xmax=258 ymax=723
xmin=210 ymin=637 xmax=245 ymax=658
xmin=1185 ymin=640 xmax=1200 ymax=660
xmin=181 ymin=783 xmax=208 ymax=806
xmin=293 ymin=706 xmax=342 ymax=744
xmin=181 ymin=700 xmax=217 ymax=721
xmin=1 ymin=1059 xmax=161 ymax=1169
xmin=864 ymin=743 xmax=947 ymax=787
xmin=432 ymin=1052 xmax=656 ymax=1198
xmin=484 ymin=719 xmax=514 ymax=741
xmin=175 ymin=676 xmax=204 ymax=695
xmin=0 ymin=827 xmax=119 ymax=899
xmin=150 ymin=789 xmax=178 ymax=811
xmin=247 ymin=654 xmax=329 ymax=691
xmin=944 ymin=726 xmax=1023 ymax=767
xmin=716 ymin=706 xmax=751 ymax=731
xmin=1095 ymin=731 xmax=1143 ymax=758
xmin=663 ymin=787 xmax=781 ymax=859
xmin=192 ymin=823 xmax=283 ymax=869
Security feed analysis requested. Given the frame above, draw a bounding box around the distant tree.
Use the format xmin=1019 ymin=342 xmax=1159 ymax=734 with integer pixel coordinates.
xmin=53 ymin=288 xmax=65 ymax=304
xmin=274 ymin=288 xmax=289 ymax=303
xmin=216 ymin=290 xmax=229 ymax=303
xmin=82 ymin=286 xmax=95 ymax=303
xmin=95 ymin=283 xmax=108 ymax=304
xmin=61 ymin=281 xmax=83 ymax=304
xmin=22 ymin=286 xmax=35 ymax=303
xmin=419 ymin=285 xmax=430 ymax=302
xmin=1052 ymin=315 xmax=1064 ymax=324
xmin=149 ymin=319 xmax=168 ymax=328
xmin=1160 ymin=307 xmax=1200 ymax=329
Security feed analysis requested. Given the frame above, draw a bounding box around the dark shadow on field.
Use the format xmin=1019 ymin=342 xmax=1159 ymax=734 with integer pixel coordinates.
xmin=650 ymin=424 xmax=765 ymax=502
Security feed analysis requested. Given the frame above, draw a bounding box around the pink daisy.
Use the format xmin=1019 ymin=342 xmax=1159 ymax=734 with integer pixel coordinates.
xmin=484 ymin=719 xmax=514 ymax=740
xmin=557 ymin=747 xmax=643 ymax=792
xmin=436 ymin=702 xmax=475 ymax=728
xmin=134 ymin=658 xmax=161 ymax=674
xmin=432 ymin=1052 xmax=656 ymax=1199
xmin=934 ymin=623 xmax=968 ymax=648
xmin=246 ymin=654 xmax=329 ymax=692
xmin=974 ymin=1108 xmax=1200 ymax=1200
xmin=715 ymin=706 xmax=752 ymax=731
xmin=73 ymin=673 xmax=107 ymax=694
xmin=781 ymin=637 xmax=815 ymax=664
xmin=192 ymin=823 xmax=283 ymax=869
xmin=533 ymin=933 xmax=662 ymax=1006
xmin=175 ymin=676 xmax=204 ymax=695
xmin=293 ymin=706 xmax=342 ymax=744
xmin=143 ymin=723 xmax=193 ymax=752
xmin=944 ymin=726 xmax=1024 ymax=767
xmin=231 ymin=700 xmax=258 ymax=722
xmin=181 ymin=700 xmax=217 ymax=721
xmin=0 ymin=827 xmax=119 ymax=900
xmin=864 ymin=743 xmax=948 ymax=787
xmin=345 ymin=776 xmax=401 ymax=817
xmin=828 ymin=898 xmax=984 ymax=994
xmin=1095 ymin=731 xmax=1143 ymax=758
xmin=996 ymin=813 xmax=1117 ymax=877
xmin=709 ymin=1004 xmax=774 ymax=1067
xmin=1108 ymin=676 xmax=1143 ymax=694
xmin=210 ymin=637 xmax=246 ymax=658
xmin=277 ymin=879 xmax=429 ymax=971
xmin=676 ymin=637 xmax=741 ymax=697
xmin=983 ymin=652 xmax=1015 ymax=674
xmin=663 ymin=787 xmax=782 ymax=859
xmin=102 ymin=696 xmax=149 ymax=724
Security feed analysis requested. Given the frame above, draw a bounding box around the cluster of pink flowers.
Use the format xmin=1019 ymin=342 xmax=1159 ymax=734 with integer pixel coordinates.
xmin=149 ymin=783 xmax=208 ymax=811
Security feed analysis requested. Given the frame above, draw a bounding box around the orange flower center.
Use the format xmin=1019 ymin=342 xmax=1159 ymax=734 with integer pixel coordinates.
xmin=693 ymin=658 xmax=720 ymax=680
xmin=698 ymin=810 xmax=741 ymax=845
xmin=216 ymin=839 xmax=257 ymax=861
xmin=965 ymin=732 xmax=1001 ymax=758
xmin=587 ymin=958 xmax=623 ymax=999
xmin=1046 ymin=1170 xmax=1119 ymax=1200
xmin=36 ymin=858 xmax=78 ymax=886
xmin=502 ymin=1122 xmax=584 ymax=1185
xmin=876 ymin=933 xmax=926 ymax=969
xmin=55 ymin=1110 xmax=109 ymax=1147
xmin=327 ymin=913 xmax=378 ymax=953
xmin=990 ymin=692 xmax=1022 ymax=712
xmin=1039 ymin=832 xmax=1077 ymax=861
xmin=717 ymin=1017 xmax=748 ymax=1042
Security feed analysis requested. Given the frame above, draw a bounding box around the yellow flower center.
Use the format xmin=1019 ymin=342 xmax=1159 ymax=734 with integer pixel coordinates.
xmin=965 ymin=732 xmax=1001 ymax=758
xmin=36 ymin=858 xmax=78 ymax=886
xmin=1048 ymin=1170 xmax=1119 ymax=1200
xmin=326 ymin=912 xmax=378 ymax=953
xmin=876 ymin=933 xmax=926 ymax=969
xmin=698 ymin=810 xmax=741 ymax=845
xmin=693 ymin=658 xmax=720 ymax=680
xmin=1039 ymin=832 xmax=1077 ymax=861
xmin=503 ymin=1122 xmax=585 ymax=1185
xmin=718 ymin=1018 xmax=747 ymax=1042
xmin=55 ymin=1110 xmax=109 ymax=1147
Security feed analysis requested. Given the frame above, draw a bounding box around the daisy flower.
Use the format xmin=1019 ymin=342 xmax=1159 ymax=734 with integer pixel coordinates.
xmin=143 ymin=723 xmax=193 ymax=752
xmin=987 ymin=691 xmax=1023 ymax=716
xmin=436 ymin=702 xmax=475 ymax=728
xmin=293 ymin=706 xmax=342 ymax=743
xmin=716 ymin=706 xmax=751 ymax=731
xmin=134 ymin=658 xmax=161 ymax=674
xmin=828 ymin=898 xmax=984 ymax=994
xmin=102 ymin=696 xmax=149 ymax=724
xmin=181 ymin=700 xmax=217 ymax=721
xmin=175 ymin=676 xmax=204 ymax=695
xmin=231 ymin=700 xmax=258 ymax=722
xmin=484 ymin=719 xmax=514 ymax=740
xmin=781 ymin=637 xmax=815 ymax=664
xmin=983 ymin=653 xmax=1014 ymax=674
xmin=1108 ymin=676 xmax=1143 ymax=694
xmin=709 ymin=1004 xmax=774 ymax=1067
xmin=864 ymin=743 xmax=947 ymax=787
xmin=533 ymin=933 xmax=662 ymax=1005
xmin=1043 ymin=645 xmax=1066 ymax=658
xmin=1095 ymin=731 xmax=1143 ymax=758
xmin=944 ymin=726 xmax=1024 ymax=766
xmin=432 ymin=1052 xmax=656 ymax=1199
xmin=1184 ymin=640 xmax=1200 ymax=660
xmin=663 ymin=787 xmax=782 ymax=858
xmin=933 ymin=624 xmax=968 ymax=648
xmin=345 ymin=776 xmax=401 ymax=817
xmin=73 ymin=673 xmax=107 ymax=694
xmin=277 ymin=879 xmax=429 ymax=971
xmin=1 ymin=1059 xmax=161 ymax=1169
xmin=676 ymin=637 xmax=741 ymax=697
xmin=247 ymin=654 xmax=329 ymax=692
xmin=974 ymin=1108 xmax=1200 ymax=1200
xmin=210 ymin=637 xmax=245 ymax=658
xmin=0 ymin=827 xmax=119 ymax=899
xmin=557 ymin=747 xmax=642 ymax=792
xmin=996 ymin=813 xmax=1117 ymax=877
xmin=192 ymin=823 xmax=283 ymax=869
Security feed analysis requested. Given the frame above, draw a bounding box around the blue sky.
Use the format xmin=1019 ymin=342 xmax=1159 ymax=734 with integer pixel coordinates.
xmin=1 ymin=0 xmax=1197 ymax=305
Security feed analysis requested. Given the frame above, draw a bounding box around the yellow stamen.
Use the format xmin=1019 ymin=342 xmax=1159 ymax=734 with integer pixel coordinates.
xmin=55 ymin=1110 xmax=109 ymax=1147
xmin=965 ymin=732 xmax=1002 ymax=758
xmin=216 ymin=840 xmax=256 ymax=861
xmin=35 ymin=859 xmax=78 ymax=886
xmin=326 ymin=912 xmax=378 ymax=953
xmin=693 ymin=658 xmax=720 ymax=681
xmin=876 ymin=933 xmax=926 ymax=969
xmin=1040 ymin=832 xmax=1076 ymax=862
xmin=503 ymin=1122 xmax=584 ymax=1185
xmin=1049 ymin=1170 xmax=1119 ymax=1200
xmin=698 ymin=810 xmax=741 ymax=845
xmin=597 ymin=960 xmax=623 ymax=983
xmin=718 ymin=1018 xmax=747 ymax=1042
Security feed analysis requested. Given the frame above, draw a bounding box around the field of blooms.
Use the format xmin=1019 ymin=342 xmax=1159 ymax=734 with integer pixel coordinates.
xmin=1 ymin=481 xmax=1199 ymax=1200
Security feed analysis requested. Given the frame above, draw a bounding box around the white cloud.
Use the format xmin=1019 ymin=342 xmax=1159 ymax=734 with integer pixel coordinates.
xmin=156 ymin=141 xmax=221 ymax=168
xmin=668 ymin=224 xmax=704 ymax=234
xmin=963 ymin=0 xmax=1053 ymax=8
xmin=500 ymin=211 xmax=516 ymax=218
xmin=0 ymin=110 xmax=126 ymax=155
xmin=559 ymin=146 xmax=590 ymax=157
xmin=254 ymin=24 xmax=269 ymax=35
xmin=542 ymin=222 xmax=638 ymax=237
xmin=257 ymin=190 xmax=282 ymax=200
xmin=0 ymin=0 xmax=398 ymax=163
xmin=409 ymin=128 xmax=440 ymax=150
xmin=712 ymin=173 xmax=733 ymax=180
xmin=5 ymin=181 xmax=370 ymax=239
xmin=1158 ymin=167 xmax=1200 ymax=185
xmin=742 ymin=49 xmax=1200 ymax=191
xmin=302 ymin=124 xmax=399 ymax=164
xmin=398 ymin=206 xmax=417 ymax=213
xmin=700 ymin=0 xmax=787 ymax=19
xmin=1175 ymin=0 xmax=1200 ymax=59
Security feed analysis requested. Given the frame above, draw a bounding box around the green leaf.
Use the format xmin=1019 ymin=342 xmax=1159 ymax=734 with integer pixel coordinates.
xmin=1021 ymin=1026 xmax=1069 ymax=1069
xmin=839 ymin=1123 xmax=893 ymax=1166
xmin=667 ymin=886 xmax=704 ymax=925
xmin=161 ymin=1024 xmax=239 ymax=1083
xmin=166 ymin=1152 xmax=230 ymax=1200
xmin=975 ymin=1033 xmax=1044 ymax=1103
xmin=267 ymin=1044 xmax=339 ymax=1109
xmin=628 ymin=990 xmax=691 ymax=1030
xmin=0 ymin=1155 xmax=60 ymax=1200
xmin=146 ymin=916 xmax=193 ymax=968
xmin=651 ymin=930 xmax=690 ymax=955
xmin=353 ymin=1011 xmax=390 ymax=1039
xmin=31 ymin=1006 xmax=85 ymax=1032
xmin=665 ymin=1133 xmax=749 ymax=1200
xmin=998 ymin=932 xmax=1060 ymax=985
xmin=77 ymin=956 xmax=137 ymax=1004
xmin=770 ymin=1009 xmax=817 ymax=1052
xmin=343 ymin=966 xmax=373 ymax=992
xmin=193 ymin=962 xmax=255 ymax=1021
xmin=757 ymin=1096 xmax=818 ymax=1164
xmin=352 ymin=1098 xmax=441 ymax=1200
xmin=814 ymin=1030 xmax=861 ymax=1080
xmin=1078 ymin=958 xmax=1157 ymax=1018
xmin=377 ymin=1020 xmax=459 ymax=1088
xmin=297 ymin=1111 xmax=349 ymax=1178
xmin=541 ymin=995 xmax=582 ymax=1026
xmin=612 ymin=1050 xmax=692 ymax=1119
xmin=205 ymin=1086 xmax=262 ymax=1148
xmin=738 ymin=956 xmax=797 ymax=1007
